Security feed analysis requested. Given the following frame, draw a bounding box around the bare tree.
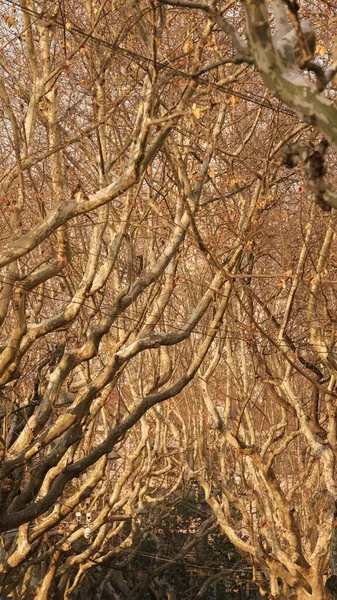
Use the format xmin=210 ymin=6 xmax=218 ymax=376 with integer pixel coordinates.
xmin=0 ymin=0 xmax=243 ymax=595
xmin=3 ymin=0 xmax=337 ymax=598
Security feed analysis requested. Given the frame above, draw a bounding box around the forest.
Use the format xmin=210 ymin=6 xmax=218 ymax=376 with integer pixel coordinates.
xmin=1 ymin=0 xmax=337 ymax=598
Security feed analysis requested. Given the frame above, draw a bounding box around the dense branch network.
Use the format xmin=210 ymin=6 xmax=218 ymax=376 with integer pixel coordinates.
xmin=1 ymin=1 xmax=337 ymax=599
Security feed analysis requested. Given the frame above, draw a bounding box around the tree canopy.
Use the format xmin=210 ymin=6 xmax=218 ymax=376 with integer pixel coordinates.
xmin=1 ymin=1 xmax=337 ymax=598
